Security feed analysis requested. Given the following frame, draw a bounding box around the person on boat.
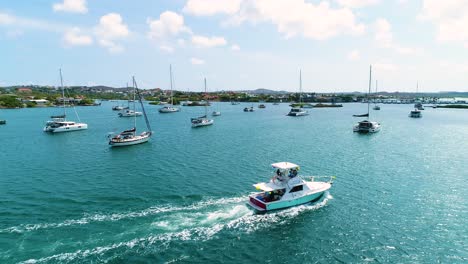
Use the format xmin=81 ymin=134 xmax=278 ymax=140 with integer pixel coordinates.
xmin=289 ymin=169 xmax=298 ymax=178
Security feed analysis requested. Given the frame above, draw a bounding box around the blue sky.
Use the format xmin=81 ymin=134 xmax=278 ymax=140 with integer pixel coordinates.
xmin=0 ymin=0 xmax=467 ymax=92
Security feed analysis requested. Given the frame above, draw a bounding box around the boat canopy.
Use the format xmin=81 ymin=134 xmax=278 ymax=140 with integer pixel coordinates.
xmin=271 ymin=162 xmax=299 ymax=170
xmin=253 ymin=182 xmax=284 ymax=192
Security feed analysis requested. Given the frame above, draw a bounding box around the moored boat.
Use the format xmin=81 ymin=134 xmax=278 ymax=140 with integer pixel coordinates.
xmin=44 ymin=69 xmax=88 ymax=133
xmin=109 ymin=77 xmax=153 ymax=147
xmin=287 ymin=70 xmax=308 ymax=116
xmin=191 ymin=78 xmax=214 ymax=128
xmin=159 ymin=65 xmax=180 ymax=114
xmin=248 ymin=162 xmax=334 ymax=212
xmin=409 ymin=108 xmax=422 ymax=118
xmin=353 ymin=65 xmax=381 ymax=133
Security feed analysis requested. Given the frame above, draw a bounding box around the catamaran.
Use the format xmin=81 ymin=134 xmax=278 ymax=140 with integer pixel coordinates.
xmin=159 ymin=65 xmax=180 ymax=113
xmin=191 ymin=78 xmax=214 ymax=128
xmin=248 ymin=162 xmax=334 ymax=212
xmin=353 ymin=65 xmax=381 ymax=133
xmin=44 ymin=69 xmax=88 ymax=133
xmin=109 ymin=77 xmax=152 ymax=146
xmin=287 ymin=70 xmax=308 ymax=116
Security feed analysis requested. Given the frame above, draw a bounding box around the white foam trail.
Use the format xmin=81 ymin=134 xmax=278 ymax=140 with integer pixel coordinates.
xmin=20 ymin=193 xmax=333 ymax=263
xmin=1 ymin=196 xmax=246 ymax=234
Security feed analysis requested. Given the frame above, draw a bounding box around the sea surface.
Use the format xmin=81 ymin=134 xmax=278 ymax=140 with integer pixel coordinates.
xmin=0 ymin=102 xmax=467 ymax=263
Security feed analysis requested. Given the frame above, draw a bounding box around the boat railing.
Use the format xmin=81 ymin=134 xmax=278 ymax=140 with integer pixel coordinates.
xmin=303 ymin=175 xmax=336 ymax=183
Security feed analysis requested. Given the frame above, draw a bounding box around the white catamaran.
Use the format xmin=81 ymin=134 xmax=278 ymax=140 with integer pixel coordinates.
xmin=109 ymin=77 xmax=152 ymax=146
xmin=159 ymin=65 xmax=180 ymax=113
xmin=191 ymin=78 xmax=214 ymax=128
xmin=44 ymin=69 xmax=88 ymax=133
xmin=353 ymin=65 xmax=381 ymax=133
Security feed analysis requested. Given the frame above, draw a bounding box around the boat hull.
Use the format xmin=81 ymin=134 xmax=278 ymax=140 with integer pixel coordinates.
xmin=109 ymin=134 xmax=151 ymax=147
xmin=191 ymin=119 xmax=214 ymax=128
xmin=248 ymin=191 xmax=325 ymax=212
xmin=44 ymin=123 xmax=88 ymax=133
xmin=159 ymin=107 xmax=180 ymax=113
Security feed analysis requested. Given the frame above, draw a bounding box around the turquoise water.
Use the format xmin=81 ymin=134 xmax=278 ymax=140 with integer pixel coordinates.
xmin=0 ymin=102 xmax=467 ymax=263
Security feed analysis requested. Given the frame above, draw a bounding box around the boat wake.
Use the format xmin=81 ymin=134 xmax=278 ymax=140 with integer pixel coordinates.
xmin=12 ymin=193 xmax=333 ymax=263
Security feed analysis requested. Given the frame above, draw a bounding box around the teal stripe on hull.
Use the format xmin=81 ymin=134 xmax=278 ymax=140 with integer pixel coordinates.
xmin=266 ymin=192 xmax=324 ymax=211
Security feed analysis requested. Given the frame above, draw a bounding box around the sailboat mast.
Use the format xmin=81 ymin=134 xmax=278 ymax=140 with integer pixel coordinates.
xmin=133 ymin=79 xmax=136 ymax=132
xmin=204 ymin=78 xmax=207 ymax=116
xmin=375 ymin=80 xmax=378 ymax=105
xmin=169 ymin=64 xmax=174 ymax=106
xmin=59 ymin=69 xmax=66 ymax=118
xmin=368 ymin=65 xmax=372 ymax=118
xmin=299 ymin=69 xmax=302 ymax=104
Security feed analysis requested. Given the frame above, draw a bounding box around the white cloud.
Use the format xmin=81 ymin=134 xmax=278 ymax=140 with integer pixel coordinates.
xmin=0 ymin=13 xmax=15 ymax=25
xmin=0 ymin=12 xmax=65 ymax=32
xmin=374 ymin=62 xmax=397 ymax=71
xmin=184 ymin=0 xmax=242 ymax=16
xmin=147 ymin=11 xmax=191 ymax=40
xmin=191 ymin=57 xmax=205 ymax=65
xmin=374 ymin=18 xmax=392 ymax=48
xmin=216 ymin=0 xmax=364 ymax=40
xmin=53 ymin=0 xmax=88 ymax=14
xmin=335 ymin=0 xmax=379 ymax=8
xmin=373 ymin=18 xmax=420 ymax=55
xmin=94 ymin=13 xmax=129 ymax=53
xmin=63 ymin=27 xmax=93 ymax=46
xmin=231 ymin=44 xmax=240 ymax=51
xmin=347 ymin=49 xmax=360 ymax=60
xmin=159 ymin=45 xmax=174 ymax=53
xmin=192 ymin=35 xmax=227 ymax=48
xmin=419 ymin=0 xmax=468 ymax=47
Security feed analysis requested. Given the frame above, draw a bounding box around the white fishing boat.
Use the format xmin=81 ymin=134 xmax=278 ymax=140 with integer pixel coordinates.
xmin=287 ymin=70 xmax=308 ymax=117
xmin=159 ymin=65 xmax=180 ymax=113
xmin=409 ymin=108 xmax=422 ymax=118
xmin=191 ymin=78 xmax=214 ymax=128
xmin=248 ymin=162 xmax=334 ymax=212
xmin=353 ymin=65 xmax=381 ymax=133
xmin=109 ymin=77 xmax=153 ymax=147
xmin=44 ymin=69 xmax=88 ymax=133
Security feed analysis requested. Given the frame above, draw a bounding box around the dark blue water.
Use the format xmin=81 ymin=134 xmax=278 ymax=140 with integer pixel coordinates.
xmin=0 ymin=102 xmax=466 ymax=263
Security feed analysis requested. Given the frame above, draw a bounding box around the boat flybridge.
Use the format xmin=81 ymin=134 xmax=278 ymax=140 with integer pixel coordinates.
xmin=248 ymin=162 xmax=334 ymax=212
xmin=287 ymin=70 xmax=308 ymax=117
xmin=109 ymin=77 xmax=153 ymax=147
xmin=44 ymin=69 xmax=88 ymax=133
xmin=409 ymin=108 xmax=422 ymax=118
xmin=353 ymin=65 xmax=381 ymax=133
xmin=159 ymin=65 xmax=180 ymax=114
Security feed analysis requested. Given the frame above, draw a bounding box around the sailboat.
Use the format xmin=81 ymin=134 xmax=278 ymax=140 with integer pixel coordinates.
xmin=44 ymin=69 xmax=88 ymax=133
xmin=287 ymin=69 xmax=308 ymax=116
xmin=109 ymin=77 xmax=152 ymax=146
xmin=414 ymin=81 xmax=424 ymax=110
xmin=191 ymin=78 xmax=214 ymax=128
xmin=118 ymin=85 xmax=142 ymax=117
xmin=373 ymin=80 xmax=381 ymax=110
xmin=212 ymin=81 xmax=221 ymax=116
xmin=353 ymin=65 xmax=381 ymax=133
xmin=159 ymin=65 xmax=180 ymax=113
